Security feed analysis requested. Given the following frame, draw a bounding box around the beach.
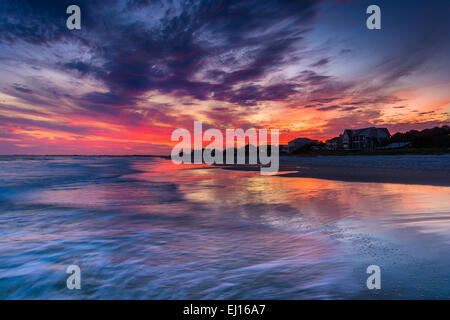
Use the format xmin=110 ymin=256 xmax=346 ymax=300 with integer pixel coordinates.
xmin=221 ymin=155 xmax=450 ymax=186
xmin=0 ymin=155 xmax=449 ymax=299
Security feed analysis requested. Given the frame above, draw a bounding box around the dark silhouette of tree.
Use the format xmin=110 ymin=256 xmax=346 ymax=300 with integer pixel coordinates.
xmin=390 ymin=125 xmax=450 ymax=148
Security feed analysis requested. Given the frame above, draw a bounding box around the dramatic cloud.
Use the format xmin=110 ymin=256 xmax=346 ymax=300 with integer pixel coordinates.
xmin=0 ymin=0 xmax=449 ymax=154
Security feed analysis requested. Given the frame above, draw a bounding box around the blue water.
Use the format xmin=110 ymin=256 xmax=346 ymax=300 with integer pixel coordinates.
xmin=0 ymin=156 xmax=449 ymax=299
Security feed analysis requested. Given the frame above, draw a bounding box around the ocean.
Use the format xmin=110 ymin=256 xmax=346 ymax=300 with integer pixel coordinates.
xmin=0 ymin=156 xmax=449 ymax=299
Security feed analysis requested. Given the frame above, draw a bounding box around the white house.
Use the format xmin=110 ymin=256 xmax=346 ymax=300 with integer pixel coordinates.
xmin=341 ymin=127 xmax=390 ymax=150
xmin=379 ymin=142 xmax=412 ymax=149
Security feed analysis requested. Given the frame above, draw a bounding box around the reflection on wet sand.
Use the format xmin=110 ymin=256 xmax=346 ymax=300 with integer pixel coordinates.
xmin=0 ymin=156 xmax=449 ymax=299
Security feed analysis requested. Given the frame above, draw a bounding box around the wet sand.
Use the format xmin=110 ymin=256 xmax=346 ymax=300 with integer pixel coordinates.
xmin=1 ymin=156 xmax=449 ymax=299
xmin=220 ymin=155 xmax=450 ymax=186
xmin=278 ymin=165 xmax=450 ymax=186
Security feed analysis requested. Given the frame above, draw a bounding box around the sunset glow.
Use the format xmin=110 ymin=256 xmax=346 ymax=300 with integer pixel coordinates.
xmin=0 ymin=0 xmax=449 ymax=154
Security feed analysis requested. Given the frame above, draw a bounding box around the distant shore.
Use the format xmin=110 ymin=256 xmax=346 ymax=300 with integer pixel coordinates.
xmin=1 ymin=154 xmax=449 ymax=187
xmin=220 ymin=154 xmax=450 ymax=187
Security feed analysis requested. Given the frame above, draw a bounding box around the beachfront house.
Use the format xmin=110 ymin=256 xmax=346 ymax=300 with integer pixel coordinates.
xmin=325 ymin=136 xmax=342 ymax=150
xmin=288 ymin=137 xmax=318 ymax=153
xmin=379 ymin=141 xmax=412 ymax=150
xmin=341 ymin=127 xmax=390 ymax=151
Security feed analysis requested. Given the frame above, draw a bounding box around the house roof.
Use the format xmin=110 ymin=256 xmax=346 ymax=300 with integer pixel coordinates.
xmin=326 ymin=136 xmax=341 ymax=143
xmin=344 ymin=127 xmax=390 ymax=137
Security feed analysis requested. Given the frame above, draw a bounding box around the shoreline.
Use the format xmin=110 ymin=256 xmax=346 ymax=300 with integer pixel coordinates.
xmin=218 ymin=155 xmax=450 ymax=187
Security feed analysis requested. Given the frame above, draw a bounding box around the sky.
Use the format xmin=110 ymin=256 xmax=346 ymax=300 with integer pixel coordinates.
xmin=0 ymin=0 xmax=449 ymax=155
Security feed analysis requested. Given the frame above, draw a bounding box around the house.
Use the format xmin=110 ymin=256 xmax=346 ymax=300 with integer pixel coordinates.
xmin=288 ymin=137 xmax=318 ymax=153
xmin=379 ymin=141 xmax=412 ymax=150
xmin=311 ymin=145 xmax=325 ymax=151
xmin=325 ymin=136 xmax=342 ymax=150
xmin=341 ymin=127 xmax=390 ymax=150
